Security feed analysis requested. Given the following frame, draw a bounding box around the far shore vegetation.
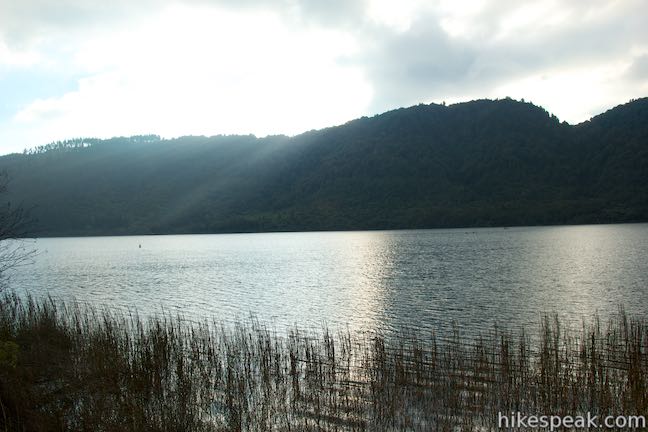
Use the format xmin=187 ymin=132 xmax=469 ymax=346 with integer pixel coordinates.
xmin=0 ymin=293 xmax=646 ymax=431
xmin=2 ymin=98 xmax=647 ymax=238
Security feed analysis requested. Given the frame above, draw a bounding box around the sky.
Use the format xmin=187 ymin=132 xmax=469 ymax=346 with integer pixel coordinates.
xmin=0 ymin=0 xmax=647 ymax=155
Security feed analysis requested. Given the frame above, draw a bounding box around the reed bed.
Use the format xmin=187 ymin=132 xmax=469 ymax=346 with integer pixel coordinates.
xmin=0 ymin=292 xmax=646 ymax=431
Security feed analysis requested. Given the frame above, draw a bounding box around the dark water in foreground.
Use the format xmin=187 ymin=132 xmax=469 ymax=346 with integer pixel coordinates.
xmin=7 ymin=224 xmax=648 ymax=337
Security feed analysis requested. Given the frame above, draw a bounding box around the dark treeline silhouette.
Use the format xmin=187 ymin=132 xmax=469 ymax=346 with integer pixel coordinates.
xmin=21 ymin=135 xmax=161 ymax=156
xmin=1 ymin=97 xmax=647 ymax=236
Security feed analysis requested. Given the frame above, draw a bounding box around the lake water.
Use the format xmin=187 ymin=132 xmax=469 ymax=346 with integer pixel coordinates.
xmin=6 ymin=224 xmax=648 ymax=338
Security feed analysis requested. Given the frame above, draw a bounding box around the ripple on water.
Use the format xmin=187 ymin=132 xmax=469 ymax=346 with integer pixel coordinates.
xmin=7 ymin=225 xmax=648 ymax=338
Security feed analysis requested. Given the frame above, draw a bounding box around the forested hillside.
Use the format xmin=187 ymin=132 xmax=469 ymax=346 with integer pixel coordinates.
xmin=2 ymin=97 xmax=647 ymax=236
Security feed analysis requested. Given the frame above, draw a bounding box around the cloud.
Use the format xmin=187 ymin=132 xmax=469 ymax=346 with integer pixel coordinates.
xmin=626 ymin=54 xmax=648 ymax=81
xmin=1 ymin=0 xmax=647 ymax=153
xmin=0 ymin=40 xmax=41 ymax=67
xmin=357 ymin=19 xmax=476 ymax=111
xmin=354 ymin=0 xmax=648 ymax=119
xmin=5 ymin=4 xmax=371 ymax=152
xmin=0 ymin=0 xmax=369 ymax=48
xmin=0 ymin=0 xmax=138 ymax=47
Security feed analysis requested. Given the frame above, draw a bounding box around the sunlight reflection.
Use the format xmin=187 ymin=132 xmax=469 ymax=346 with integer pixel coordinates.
xmin=10 ymin=225 xmax=648 ymax=340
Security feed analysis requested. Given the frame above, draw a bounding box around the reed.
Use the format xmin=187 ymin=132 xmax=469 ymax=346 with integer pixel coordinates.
xmin=0 ymin=292 xmax=645 ymax=431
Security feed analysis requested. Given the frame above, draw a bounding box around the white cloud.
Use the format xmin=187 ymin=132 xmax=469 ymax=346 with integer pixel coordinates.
xmin=9 ymin=4 xmax=372 ymax=148
xmin=494 ymin=61 xmax=637 ymax=123
xmin=494 ymin=1 xmax=572 ymax=41
xmin=366 ymin=0 xmax=425 ymax=32
xmin=0 ymin=40 xmax=41 ymax=67
xmin=356 ymin=0 xmax=648 ymax=121
xmin=1 ymin=0 xmax=647 ymax=153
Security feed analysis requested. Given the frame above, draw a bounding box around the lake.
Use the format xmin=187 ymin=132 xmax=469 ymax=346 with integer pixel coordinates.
xmin=6 ymin=224 xmax=648 ymax=338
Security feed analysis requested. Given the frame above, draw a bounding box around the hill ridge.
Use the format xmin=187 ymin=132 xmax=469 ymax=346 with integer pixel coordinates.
xmin=2 ymin=97 xmax=647 ymax=236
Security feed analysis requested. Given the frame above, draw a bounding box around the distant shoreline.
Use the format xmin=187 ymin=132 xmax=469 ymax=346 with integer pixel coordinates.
xmin=21 ymin=219 xmax=648 ymax=240
xmin=4 ymin=98 xmax=647 ymax=240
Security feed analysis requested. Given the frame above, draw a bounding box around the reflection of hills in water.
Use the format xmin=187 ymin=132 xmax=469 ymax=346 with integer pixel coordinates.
xmin=10 ymin=224 xmax=648 ymax=339
xmin=2 ymin=97 xmax=647 ymax=237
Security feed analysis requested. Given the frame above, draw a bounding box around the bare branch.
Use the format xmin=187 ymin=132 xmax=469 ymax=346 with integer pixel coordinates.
xmin=0 ymin=171 xmax=36 ymax=288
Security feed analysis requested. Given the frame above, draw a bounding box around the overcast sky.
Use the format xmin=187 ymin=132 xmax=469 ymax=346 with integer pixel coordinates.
xmin=1 ymin=0 xmax=647 ymax=154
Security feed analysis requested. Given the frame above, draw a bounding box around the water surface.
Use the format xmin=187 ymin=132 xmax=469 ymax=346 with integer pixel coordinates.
xmin=7 ymin=224 xmax=648 ymax=337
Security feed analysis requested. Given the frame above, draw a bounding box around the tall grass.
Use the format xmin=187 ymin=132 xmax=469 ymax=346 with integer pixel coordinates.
xmin=0 ymin=292 xmax=646 ymax=431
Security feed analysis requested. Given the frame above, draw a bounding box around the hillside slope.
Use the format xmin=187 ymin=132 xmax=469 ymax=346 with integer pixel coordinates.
xmin=1 ymin=98 xmax=647 ymax=236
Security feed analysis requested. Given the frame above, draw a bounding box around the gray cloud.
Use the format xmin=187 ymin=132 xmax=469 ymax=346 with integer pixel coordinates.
xmin=357 ymin=21 xmax=477 ymax=111
xmin=287 ymin=0 xmax=366 ymax=27
xmin=1 ymin=0 xmax=646 ymax=124
xmin=0 ymin=0 xmax=144 ymax=46
xmin=626 ymin=55 xmax=648 ymax=81
xmin=354 ymin=0 xmax=648 ymax=113
xmin=188 ymin=0 xmax=367 ymax=28
xmin=0 ymin=0 xmax=368 ymax=47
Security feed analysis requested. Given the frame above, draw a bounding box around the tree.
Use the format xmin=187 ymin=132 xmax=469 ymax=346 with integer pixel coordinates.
xmin=0 ymin=172 xmax=34 ymax=287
